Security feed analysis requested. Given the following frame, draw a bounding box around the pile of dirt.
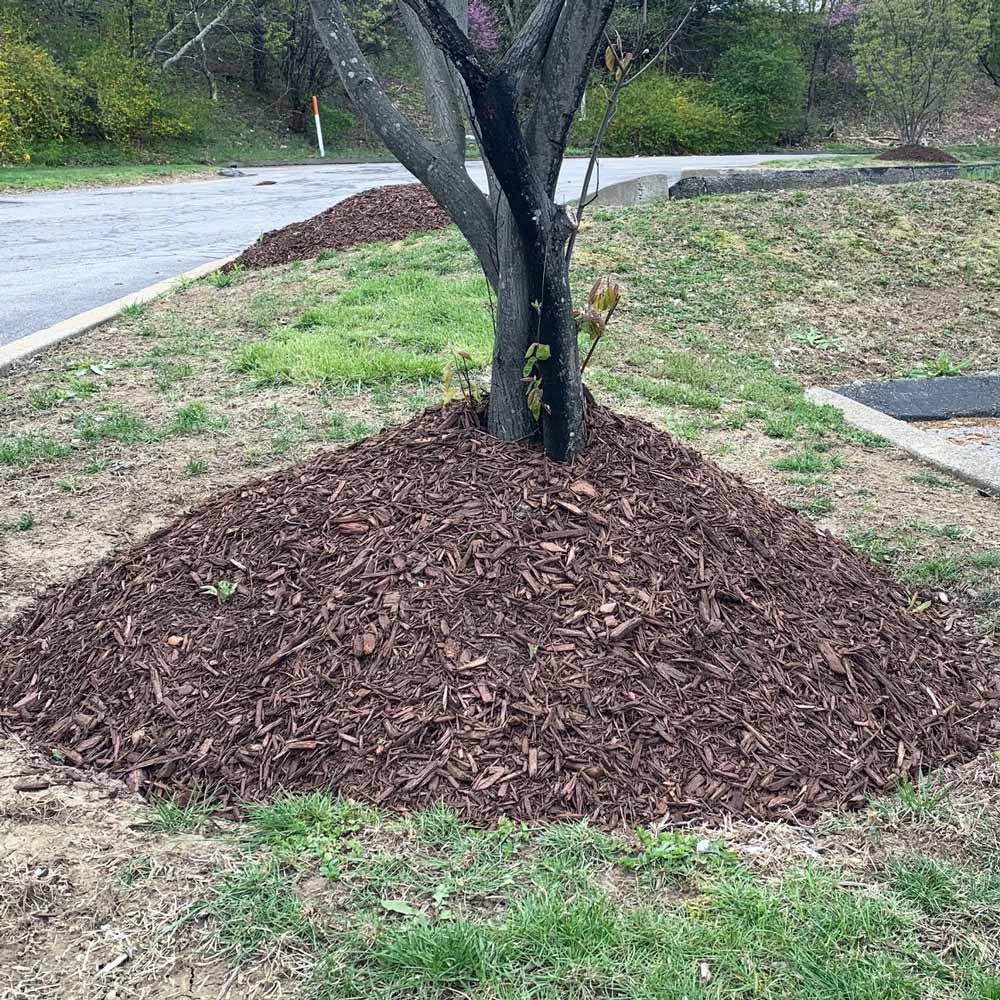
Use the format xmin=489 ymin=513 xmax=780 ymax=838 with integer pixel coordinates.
xmin=875 ymin=145 xmax=960 ymax=164
xmin=225 ymin=183 xmax=451 ymax=271
xmin=1 ymin=405 xmax=996 ymax=827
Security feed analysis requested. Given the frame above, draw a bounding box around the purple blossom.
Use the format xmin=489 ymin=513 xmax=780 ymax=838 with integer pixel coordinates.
xmin=828 ymin=1 xmax=862 ymax=26
xmin=469 ymin=0 xmax=499 ymax=50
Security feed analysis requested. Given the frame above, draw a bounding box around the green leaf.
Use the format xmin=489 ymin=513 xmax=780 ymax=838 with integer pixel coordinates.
xmin=381 ymin=899 xmax=424 ymax=917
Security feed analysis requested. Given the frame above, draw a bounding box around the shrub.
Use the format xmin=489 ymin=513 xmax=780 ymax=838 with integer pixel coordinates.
xmin=0 ymin=30 xmax=73 ymax=163
xmin=853 ymin=0 xmax=989 ymax=144
xmin=75 ymin=47 xmax=202 ymax=146
xmin=714 ymin=23 xmax=809 ymax=146
xmin=318 ymin=102 xmax=355 ymax=147
xmin=575 ymin=74 xmax=751 ymax=156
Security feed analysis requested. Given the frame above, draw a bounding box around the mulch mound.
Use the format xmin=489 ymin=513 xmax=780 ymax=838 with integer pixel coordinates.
xmin=875 ymin=145 xmax=960 ymax=164
xmin=225 ymin=183 xmax=451 ymax=271
xmin=1 ymin=405 xmax=997 ymax=827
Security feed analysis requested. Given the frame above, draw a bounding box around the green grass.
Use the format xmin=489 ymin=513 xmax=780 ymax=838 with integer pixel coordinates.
xmin=191 ymin=859 xmax=316 ymax=960
xmin=0 ymin=163 xmax=213 ymax=192
xmin=181 ymin=794 xmax=999 ymax=998
xmin=309 ymin=857 xmax=973 ymax=1000
xmin=167 ymin=402 xmax=228 ymax=436
xmin=0 ymin=432 xmax=72 ymax=467
xmin=774 ymin=448 xmax=844 ymax=473
xmin=236 ymin=244 xmax=493 ymax=388
xmin=75 ymin=406 xmax=155 ymax=444
xmin=147 ymin=787 xmax=220 ymax=833
xmin=2 ymin=512 xmax=35 ymax=532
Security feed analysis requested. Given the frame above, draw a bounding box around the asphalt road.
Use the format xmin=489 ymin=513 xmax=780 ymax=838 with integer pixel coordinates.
xmin=0 ymin=154 xmax=822 ymax=347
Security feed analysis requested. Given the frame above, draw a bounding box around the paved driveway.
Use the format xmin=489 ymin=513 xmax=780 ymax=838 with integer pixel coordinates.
xmin=0 ymin=154 xmax=823 ymax=347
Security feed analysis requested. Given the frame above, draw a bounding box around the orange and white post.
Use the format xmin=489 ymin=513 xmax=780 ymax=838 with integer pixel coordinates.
xmin=312 ymin=96 xmax=326 ymax=158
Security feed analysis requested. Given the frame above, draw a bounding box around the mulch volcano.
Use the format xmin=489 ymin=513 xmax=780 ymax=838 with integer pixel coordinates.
xmin=875 ymin=145 xmax=960 ymax=164
xmin=224 ymin=183 xmax=450 ymax=271
xmin=1 ymin=405 xmax=996 ymax=827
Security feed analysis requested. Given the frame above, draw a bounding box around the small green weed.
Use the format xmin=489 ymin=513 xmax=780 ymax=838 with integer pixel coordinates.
xmin=169 ymin=402 xmax=227 ymax=436
xmin=148 ymin=786 xmax=220 ymax=833
xmin=0 ymin=433 xmax=72 ymax=467
xmin=120 ymin=302 xmax=146 ymax=320
xmin=899 ymin=353 xmax=971 ymax=378
xmin=871 ymin=775 xmax=953 ymax=822
xmin=206 ymin=265 xmax=242 ymax=289
xmin=910 ymin=472 xmax=960 ymax=490
xmin=201 ymin=580 xmax=238 ymax=603
xmin=184 ymin=456 xmax=208 ymax=477
xmin=3 ymin=512 xmax=35 ymax=532
xmin=790 ymin=328 xmax=841 ymax=350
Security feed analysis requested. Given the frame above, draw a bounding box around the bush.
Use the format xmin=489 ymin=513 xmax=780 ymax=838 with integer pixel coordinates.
xmin=714 ymin=23 xmax=809 ymax=145
xmin=318 ymin=102 xmax=355 ymax=147
xmin=0 ymin=31 xmax=73 ymax=163
xmin=574 ymin=75 xmax=752 ymax=156
xmin=75 ymin=47 xmax=204 ymax=146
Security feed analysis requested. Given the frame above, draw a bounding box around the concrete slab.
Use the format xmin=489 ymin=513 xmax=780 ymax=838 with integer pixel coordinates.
xmin=807 ymin=387 xmax=1000 ymax=496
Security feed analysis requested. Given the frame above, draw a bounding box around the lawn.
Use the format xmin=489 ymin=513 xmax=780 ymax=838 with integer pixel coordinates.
xmin=0 ymin=162 xmax=218 ymax=192
xmin=1 ymin=176 xmax=1000 ymax=998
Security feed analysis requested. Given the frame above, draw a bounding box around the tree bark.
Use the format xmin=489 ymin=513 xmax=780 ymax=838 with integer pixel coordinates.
xmin=309 ymin=0 xmax=615 ymax=462
xmin=399 ymin=0 xmax=467 ymax=160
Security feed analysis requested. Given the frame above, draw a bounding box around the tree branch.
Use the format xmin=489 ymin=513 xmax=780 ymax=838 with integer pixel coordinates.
xmin=499 ymin=0 xmax=565 ymax=83
xmin=162 ymin=0 xmax=235 ymax=70
xmin=307 ymin=0 xmax=499 ymax=286
xmin=527 ymin=0 xmax=617 ymax=196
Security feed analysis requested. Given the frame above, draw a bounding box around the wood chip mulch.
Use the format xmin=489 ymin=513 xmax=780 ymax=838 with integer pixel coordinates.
xmin=1 ymin=404 xmax=997 ymax=827
xmin=223 ymin=183 xmax=451 ymax=271
xmin=875 ymin=145 xmax=960 ymax=164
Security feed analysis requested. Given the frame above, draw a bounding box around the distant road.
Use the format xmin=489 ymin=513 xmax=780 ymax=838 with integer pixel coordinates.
xmin=0 ymin=154 xmax=825 ymax=348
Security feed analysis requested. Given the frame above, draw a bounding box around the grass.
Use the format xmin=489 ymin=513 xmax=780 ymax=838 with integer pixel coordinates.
xmin=148 ymin=787 xmax=220 ymax=833
xmin=0 ymin=432 xmax=72 ymax=467
xmin=168 ymin=402 xmax=228 ymax=436
xmin=0 ymin=163 xmax=214 ymax=193
xmin=177 ymin=794 xmax=1000 ymax=999
xmin=236 ymin=255 xmax=493 ymax=388
xmin=75 ymin=406 xmax=155 ymax=444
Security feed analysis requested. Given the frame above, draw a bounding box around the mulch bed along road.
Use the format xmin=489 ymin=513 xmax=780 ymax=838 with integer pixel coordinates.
xmin=224 ymin=183 xmax=451 ymax=271
xmin=875 ymin=145 xmax=960 ymax=164
xmin=1 ymin=405 xmax=997 ymax=827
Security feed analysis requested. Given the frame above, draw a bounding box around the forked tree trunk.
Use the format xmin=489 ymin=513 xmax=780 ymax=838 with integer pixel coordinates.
xmin=308 ymin=0 xmax=610 ymax=462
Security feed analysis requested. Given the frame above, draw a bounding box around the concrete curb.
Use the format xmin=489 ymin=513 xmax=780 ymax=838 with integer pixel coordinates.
xmin=807 ymin=387 xmax=1000 ymax=496
xmin=0 ymin=254 xmax=238 ymax=377
xmin=670 ymin=161 xmax=999 ymax=200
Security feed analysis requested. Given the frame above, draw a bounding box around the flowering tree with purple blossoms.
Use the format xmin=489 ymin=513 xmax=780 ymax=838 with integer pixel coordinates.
xmin=469 ymin=0 xmax=500 ymax=50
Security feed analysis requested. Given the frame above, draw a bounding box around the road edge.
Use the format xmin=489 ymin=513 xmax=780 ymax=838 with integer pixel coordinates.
xmin=0 ymin=254 xmax=238 ymax=377
xmin=807 ymin=387 xmax=1000 ymax=496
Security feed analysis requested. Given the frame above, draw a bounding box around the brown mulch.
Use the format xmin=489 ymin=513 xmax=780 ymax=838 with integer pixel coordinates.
xmin=875 ymin=145 xmax=960 ymax=164
xmin=1 ymin=404 xmax=997 ymax=827
xmin=225 ymin=183 xmax=451 ymax=271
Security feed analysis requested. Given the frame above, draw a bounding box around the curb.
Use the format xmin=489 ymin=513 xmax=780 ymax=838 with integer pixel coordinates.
xmin=0 ymin=254 xmax=238 ymax=377
xmin=807 ymin=387 xmax=1000 ymax=496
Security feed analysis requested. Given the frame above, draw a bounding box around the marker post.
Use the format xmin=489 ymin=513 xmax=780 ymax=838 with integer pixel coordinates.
xmin=312 ymin=96 xmax=326 ymax=158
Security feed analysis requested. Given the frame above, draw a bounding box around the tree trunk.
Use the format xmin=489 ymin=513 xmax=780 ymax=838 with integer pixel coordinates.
xmin=252 ymin=0 xmax=268 ymax=92
xmin=398 ymin=0 xmax=467 ymax=159
xmin=489 ymin=202 xmax=535 ymax=442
